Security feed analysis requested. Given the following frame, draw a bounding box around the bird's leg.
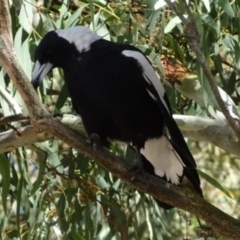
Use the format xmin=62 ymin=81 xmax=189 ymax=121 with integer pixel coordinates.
xmin=129 ymin=147 xmax=144 ymax=171
xmin=86 ymin=133 xmax=101 ymax=151
xmin=128 ymin=146 xmax=148 ymax=182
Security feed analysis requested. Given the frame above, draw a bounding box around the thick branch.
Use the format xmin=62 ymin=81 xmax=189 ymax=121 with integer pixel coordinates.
xmin=170 ymin=74 xmax=240 ymax=120
xmin=174 ymin=115 xmax=240 ymax=155
xmin=1 ymin=114 xmax=240 ymax=156
xmin=164 ymin=0 xmax=240 ymax=141
xmin=0 ymin=1 xmax=49 ymax=121
xmin=0 ymin=39 xmax=50 ymax=121
xmin=0 ymin=114 xmax=85 ymax=153
xmin=37 ymin=116 xmax=240 ymax=240
xmin=0 ymin=0 xmax=13 ymax=49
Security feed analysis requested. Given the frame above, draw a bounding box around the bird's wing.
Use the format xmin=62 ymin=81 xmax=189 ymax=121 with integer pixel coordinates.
xmin=121 ymin=49 xmax=201 ymax=193
xmin=122 ymin=50 xmax=171 ymax=113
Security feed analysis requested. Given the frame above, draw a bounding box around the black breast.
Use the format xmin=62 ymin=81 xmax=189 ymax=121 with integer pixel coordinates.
xmin=63 ymin=39 xmax=165 ymax=147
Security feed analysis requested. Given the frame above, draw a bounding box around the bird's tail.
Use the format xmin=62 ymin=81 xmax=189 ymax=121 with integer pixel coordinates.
xmin=140 ymin=135 xmax=202 ymax=209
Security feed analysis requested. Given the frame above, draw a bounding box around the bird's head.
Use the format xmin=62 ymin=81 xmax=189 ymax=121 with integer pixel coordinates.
xmin=31 ymin=26 xmax=100 ymax=88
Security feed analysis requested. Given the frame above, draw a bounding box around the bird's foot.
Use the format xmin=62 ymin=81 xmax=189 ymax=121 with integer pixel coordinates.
xmin=128 ymin=158 xmax=143 ymax=172
xmin=86 ymin=133 xmax=101 ymax=151
xmin=128 ymin=159 xmax=149 ymax=184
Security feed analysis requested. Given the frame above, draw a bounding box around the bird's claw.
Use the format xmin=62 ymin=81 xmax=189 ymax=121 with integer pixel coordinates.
xmin=128 ymin=159 xmax=143 ymax=172
xmin=86 ymin=133 xmax=101 ymax=151
xmin=128 ymin=160 xmax=149 ymax=184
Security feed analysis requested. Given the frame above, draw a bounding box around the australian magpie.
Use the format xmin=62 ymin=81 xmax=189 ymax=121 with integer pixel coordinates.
xmin=31 ymin=26 xmax=202 ymax=209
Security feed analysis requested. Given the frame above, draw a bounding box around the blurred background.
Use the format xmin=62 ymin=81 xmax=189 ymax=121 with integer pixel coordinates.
xmin=0 ymin=0 xmax=240 ymax=239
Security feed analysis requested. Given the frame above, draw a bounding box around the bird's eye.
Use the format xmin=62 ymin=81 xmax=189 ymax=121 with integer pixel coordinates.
xmin=46 ymin=49 xmax=53 ymax=57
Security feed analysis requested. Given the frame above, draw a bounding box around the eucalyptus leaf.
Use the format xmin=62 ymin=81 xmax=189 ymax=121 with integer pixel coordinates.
xmin=19 ymin=2 xmax=33 ymax=33
xmin=198 ymin=169 xmax=233 ymax=199
xmin=0 ymin=154 xmax=10 ymax=214
xmin=216 ymin=0 xmax=235 ymax=17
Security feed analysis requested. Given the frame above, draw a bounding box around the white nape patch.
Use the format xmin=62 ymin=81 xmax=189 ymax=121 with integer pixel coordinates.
xmin=56 ymin=26 xmax=101 ymax=53
xmin=140 ymin=136 xmax=185 ymax=184
xmin=122 ymin=50 xmax=170 ymax=113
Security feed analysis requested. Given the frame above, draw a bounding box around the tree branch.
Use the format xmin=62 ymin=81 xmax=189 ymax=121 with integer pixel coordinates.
xmin=0 ymin=3 xmax=49 ymax=121
xmin=0 ymin=114 xmax=28 ymax=125
xmin=0 ymin=114 xmax=85 ymax=153
xmin=0 ymin=86 xmax=22 ymax=115
xmin=0 ymin=0 xmax=13 ymax=49
xmin=0 ymin=69 xmax=239 ymax=240
xmin=164 ymin=68 xmax=240 ymax=120
xmin=1 ymin=114 xmax=240 ymax=156
xmin=164 ymin=0 xmax=240 ymax=141
xmin=174 ymin=115 xmax=240 ymax=155
xmin=0 ymin=0 xmax=240 ymax=238
xmin=38 ymin=116 xmax=240 ymax=240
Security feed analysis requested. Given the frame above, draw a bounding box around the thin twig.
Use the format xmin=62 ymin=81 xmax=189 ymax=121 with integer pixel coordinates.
xmin=6 ymin=123 xmax=22 ymax=136
xmin=0 ymin=114 xmax=29 ymax=125
xmin=0 ymin=86 xmax=22 ymax=115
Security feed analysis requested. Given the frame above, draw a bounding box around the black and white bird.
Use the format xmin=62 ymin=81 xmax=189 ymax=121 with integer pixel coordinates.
xmin=32 ymin=26 xmax=202 ymax=209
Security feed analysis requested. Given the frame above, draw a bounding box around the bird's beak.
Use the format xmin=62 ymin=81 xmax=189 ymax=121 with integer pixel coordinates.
xmin=31 ymin=61 xmax=53 ymax=89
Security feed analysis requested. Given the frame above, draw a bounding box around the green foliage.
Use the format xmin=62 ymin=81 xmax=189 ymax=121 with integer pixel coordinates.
xmin=0 ymin=0 xmax=240 ymax=239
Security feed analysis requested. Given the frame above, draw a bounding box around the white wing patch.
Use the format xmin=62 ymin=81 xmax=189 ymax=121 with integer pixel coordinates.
xmin=122 ymin=50 xmax=170 ymax=113
xmin=146 ymin=89 xmax=157 ymax=101
xmin=56 ymin=26 xmax=101 ymax=53
xmin=140 ymin=136 xmax=185 ymax=184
